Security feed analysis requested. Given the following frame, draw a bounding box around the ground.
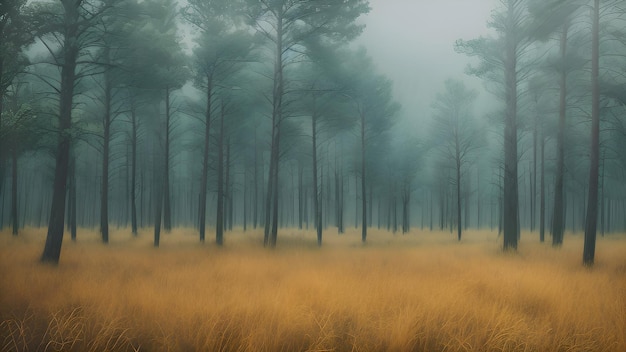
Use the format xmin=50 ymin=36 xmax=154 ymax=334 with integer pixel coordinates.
xmin=1 ymin=227 xmax=625 ymax=351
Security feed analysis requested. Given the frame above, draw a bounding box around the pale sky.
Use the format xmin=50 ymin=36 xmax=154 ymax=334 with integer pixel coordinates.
xmin=356 ymin=0 xmax=498 ymax=128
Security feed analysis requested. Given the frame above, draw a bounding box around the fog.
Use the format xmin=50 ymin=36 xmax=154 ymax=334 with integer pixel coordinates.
xmin=358 ymin=0 xmax=498 ymax=131
xmin=2 ymin=1 xmax=626 ymax=349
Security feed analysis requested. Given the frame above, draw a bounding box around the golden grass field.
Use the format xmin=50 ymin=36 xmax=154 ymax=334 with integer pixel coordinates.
xmin=1 ymin=227 xmax=625 ymax=352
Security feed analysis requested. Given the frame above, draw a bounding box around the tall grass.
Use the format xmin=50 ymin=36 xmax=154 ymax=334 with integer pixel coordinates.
xmin=1 ymin=227 xmax=625 ymax=351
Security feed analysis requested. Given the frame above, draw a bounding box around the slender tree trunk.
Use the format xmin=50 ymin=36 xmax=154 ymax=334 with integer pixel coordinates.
xmin=199 ymin=80 xmax=212 ymax=242
xmin=0 ymin=59 xmax=5 ymax=218
xmin=163 ymin=87 xmax=172 ymax=232
xmin=101 ymin=65 xmax=112 ymax=244
xmin=539 ymin=128 xmax=546 ymax=243
xmin=360 ymin=111 xmax=367 ymax=242
xmin=216 ymin=101 xmax=225 ymax=246
xmin=312 ymin=110 xmax=322 ymax=246
xmin=225 ymin=137 xmax=233 ymax=231
xmin=583 ymin=0 xmax=600 ymax=266
xmin=130 ymin=103 xmax=138 ymax=235
xmin=456 ymin=156 xmax=462 ymax=241
xmin=11 ymin=148 xmax=18 ymax=236
xmin=552 ymin=22 xmax=569 ymax=247
xmin=502 ymin=2 xmax=519 ymax=250
xmin=41 ymin=2 xmax=79 ymax=264
xmin=265 ymin=14 xmax=284 ymax=248
xmin=154 ymin=176 xmax=163 ymax=247
xmin=253 ymin=131 xmax=259 ymax=229
xmin=69 ymin=152 xmax=76 ymax=241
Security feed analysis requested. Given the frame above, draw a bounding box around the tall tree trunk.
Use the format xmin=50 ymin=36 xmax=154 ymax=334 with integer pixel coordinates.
xmin=11 ymin=148 xmax=18 ymax=236
xmin=552 ymin=22 xmax=569 ymax=247
xmin=199 ymin=79 xmax=212 ymax=242
xmin=502 ymin=1 xmax=519 ymax=250
xmin=41 ymin=1 xmax=79 ymax=264
xmin=265 ymin=13 xmax=284 ymax=248
xmin=253 ymin=131 xmax=259 ymax=229
xmin=298 ymin=163 xmax=303 ymax=230
xmin=163 ymin=87 xmax=172 ymax=232
xmin=360 ymin=111 xmax=367 ymax=242
xmin=583 ymin=0 xmax=600 ymax=266
xmin=130 ymin=102 xmax=138 ymax=235
xmin=226 ymin=137 xmax=233 ymax=231
xmin=456 ymin=155 xmax=462 ymax=241
xmin=216 ymin=101 xmax=225 ymax=246
xmin=69 ymin=152 xmax=76 ymax=241
xmin=154 ymin=176 xmax=163 ymax=247
xmin=539 ymin=127 xmax=546 ymax=243
xmin=101 ymin=64 xmax=112 ymax=244
xmin=312 ymin=109 xmax=322 ymax=246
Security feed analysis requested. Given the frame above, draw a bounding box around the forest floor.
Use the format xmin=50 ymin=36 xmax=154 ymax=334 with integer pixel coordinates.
xmin=1 ymin=227 xmax=625 ymax=352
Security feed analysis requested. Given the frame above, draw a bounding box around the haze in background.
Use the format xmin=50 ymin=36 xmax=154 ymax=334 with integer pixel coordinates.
xmin=357 ymin=0 xmax=498 ymax=131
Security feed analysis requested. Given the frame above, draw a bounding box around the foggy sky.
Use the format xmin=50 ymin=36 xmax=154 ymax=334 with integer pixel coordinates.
xmin=356 ymin=0 xmax=498 ymax=131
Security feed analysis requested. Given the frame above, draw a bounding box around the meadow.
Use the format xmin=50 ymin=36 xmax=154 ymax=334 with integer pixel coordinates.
xmin=1 ymin=227 xmax=625 ymax=351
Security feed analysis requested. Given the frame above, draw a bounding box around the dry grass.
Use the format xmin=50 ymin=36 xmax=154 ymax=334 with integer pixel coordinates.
xmin=1 ymin=226 xmax=625 ymax=351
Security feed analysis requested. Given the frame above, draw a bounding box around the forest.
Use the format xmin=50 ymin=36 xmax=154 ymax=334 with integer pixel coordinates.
xmin=1 ymin=0 xmax=626 ymax=350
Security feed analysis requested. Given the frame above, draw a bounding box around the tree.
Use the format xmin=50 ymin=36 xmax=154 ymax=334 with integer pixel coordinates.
xmin=1 ymin=86 xmax=40 ymax=235
xmin=183 ymin=0 xmax=254 ymax=243
xmin=0 ymin=0 xmax=33 ymax=211
xmin=528 ymin=0 xmax=585 ymax=246
xmin=583 ymin=0 xmax=601 ymax=266
xmin=457 ymin=0 xmax=532 ymax=250
xmin=128 ymin=0 xmax=188 ymax=241
xmin=430 ymin=79 xmax=483 ymax=241
xmin=340 ymin=50 xmax=398 ymax=242
xmin=242 ymin=0 xmax=370 ymax=247
xmin=34 ymin=0 xmax=117 ymax=264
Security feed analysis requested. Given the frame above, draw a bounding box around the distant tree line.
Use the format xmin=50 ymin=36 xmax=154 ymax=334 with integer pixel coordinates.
xmin=0 ymin=0 xmax=625 ymax=266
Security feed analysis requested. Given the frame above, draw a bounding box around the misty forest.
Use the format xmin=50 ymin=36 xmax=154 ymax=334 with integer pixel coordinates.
xmin=1 ymin=0 xmax=626 ymax=351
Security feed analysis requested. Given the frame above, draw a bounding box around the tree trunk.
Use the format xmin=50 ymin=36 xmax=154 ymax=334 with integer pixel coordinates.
xmin=216 ymin=100 xmax=225 ymax=246
xmin=456 ymin=156 xmax=462 ymax=241
xmin=163 ymin=87 xmax=172 ymax=232
xmin=502 ymin=1 xmax=519 ymax=251
xmin=130 ymin=102 xmax=138 ymax=235
xmin=11 ymin=148 xmax=18 ymax=236
xmin=199 ymin=79 xmax=212 ymax=242
xmin=69 ymin=153 xmax=76 ymax=241
xmin=583 ymin=0 xmax=600 ymax=266
xmin=552 ymin=22 xmax=569 ymax=247
xmin=41 ymin=1 xmax=79 ymax=264
xmin=101 ymin=64 xmax=112 ymax=244
xmin=265 ymin=13 xmax=284 ymax=248
xmin=311 ymin=109 xmax=322 ymax=246
xmin=360 ymin=111 xmax=367 ymax=242
xmin=253 ymin=131 xmax=259 ymax=229
xmin=539 ymin=127 xmax=546 ymax=243
xmin=154 ymin=177 xmax=163 ymax=247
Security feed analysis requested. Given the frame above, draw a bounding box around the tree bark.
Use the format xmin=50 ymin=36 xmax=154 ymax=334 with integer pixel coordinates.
xmin=216 ymin=101 xmax=225 ymax=246
xmin=130 ymin=102 xmax=138 ymax=235
xmin=163 ymin=87 xmax=172 ymax=232
xmin=69 ymin=152 xmax=76 ymax=241
xmin=502 ymin=1 xmax=519 ymax=251
xmin=360 ymin=110 xmax=367 ymax=242
xmin=539 ymin=124 xmax=546 ymax=243
xmin=41 ymin=1 xmax=79 ymax=264
xmin=267 ymin=13 xmax=284 ymax=248
xmin=311 ymin=108 xmax=322 ymax=246
xmin=583 ymin=0 xmax=600 ymax=266
xmin=552 ymin=22 xmax=569 ymax=247
xmin=456 ymin=148 xmax=462 ymax=241
xmin=100 ymin=62 xmax=112 ymax=244
xmin=199 ymin=79 xmax=212 ymax=242
xmin=11 ymin=147 xmax=18 ymax=235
